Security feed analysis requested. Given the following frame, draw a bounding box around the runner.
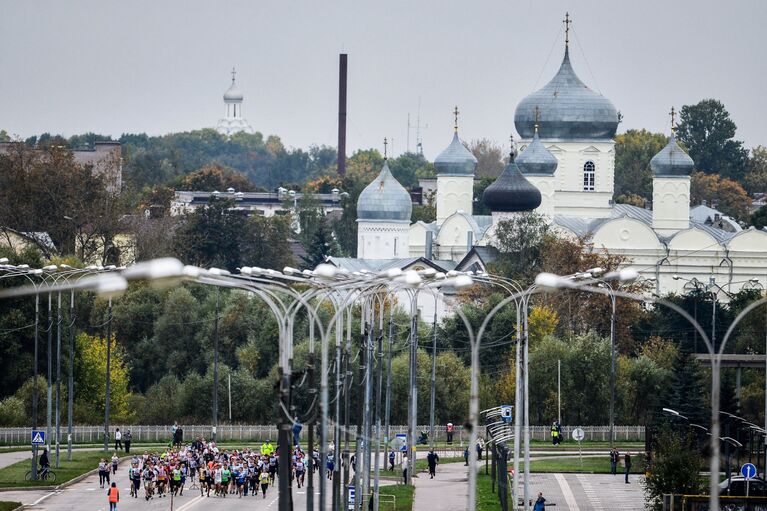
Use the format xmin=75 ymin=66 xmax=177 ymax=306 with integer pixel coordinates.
xmin=259 ymin=468 xmax=270 ymax=499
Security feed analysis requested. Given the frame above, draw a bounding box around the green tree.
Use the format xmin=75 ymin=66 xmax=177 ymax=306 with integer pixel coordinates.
xmin=676 ymin=99 xmax=749 ymax=179
xmin=744 ymin=146 xmax=767 ymax=193
xmin=241 ymin=215 xmax=295 ymax=270
xmin=490 ymin=212 xmax=550 ymax=283
xmin=644 ymin=426 xmax=704 ymax=511
xmin=301 ymin=216 xmax=340 ymax=269
xmin=750 ymin=205 xmax=767 ymax=229
xmin=690 ymin=171 xmax=751 ymax=221
xmin=177 ymin=164 xmax=257 ymax=191
xmin=172 ymin=197 xmax=244 ymax=271
xmin=469 ymin=139 xmax=505 ymax=178
xmin=614 ymin=129 xmax=667 ymax=199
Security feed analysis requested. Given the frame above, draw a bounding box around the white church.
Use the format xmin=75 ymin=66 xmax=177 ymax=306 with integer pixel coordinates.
xmin=328 ymin=22 xmax=767 ymax=308
xmin=216 ymin=68 xmax=255 ymax=136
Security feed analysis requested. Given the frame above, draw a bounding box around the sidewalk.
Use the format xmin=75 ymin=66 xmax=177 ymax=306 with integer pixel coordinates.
xmin=413 ymin=461 xmax=471 ymax=511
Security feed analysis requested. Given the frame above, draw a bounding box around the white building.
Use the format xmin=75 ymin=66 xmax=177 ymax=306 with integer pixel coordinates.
xmin=329 ymin=18 xmax=767 ymax=306
xmin=216 ymin=68 xmax=255 ymax=136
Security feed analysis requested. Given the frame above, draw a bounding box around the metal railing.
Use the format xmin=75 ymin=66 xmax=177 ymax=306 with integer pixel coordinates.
xmin=0 ymin=424 xmax=645 ymax=446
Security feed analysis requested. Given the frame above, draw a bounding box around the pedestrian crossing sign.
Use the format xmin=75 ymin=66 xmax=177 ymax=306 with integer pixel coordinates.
xmin=31 ymin=430 xmax=45 ymax=445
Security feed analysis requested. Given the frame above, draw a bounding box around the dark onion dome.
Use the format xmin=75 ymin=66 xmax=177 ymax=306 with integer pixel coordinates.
xmin=357 ymin=161 xmax=413 ymax=221
xmin=514 ymin=49 xmax=619 ymax=140
xmin=483 ymin=151 xmax=542 ymax=212
xmin=650 ymin=132 xmax=695 ymax=177
xmin=516 ymin=129 xmax=558 ymax=175
xmin=434 ymin=132 xmax=478 ymax=176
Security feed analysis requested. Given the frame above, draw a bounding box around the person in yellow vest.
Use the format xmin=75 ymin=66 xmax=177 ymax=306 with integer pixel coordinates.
xmin=550 ymin=423 xmax=559 ymax=445
xmin=107 ymin=481 xmax=120 ymax=511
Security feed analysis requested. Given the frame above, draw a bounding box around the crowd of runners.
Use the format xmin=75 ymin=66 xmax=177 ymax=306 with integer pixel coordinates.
xmin=103 ymin=436 xmax=327 ymax=502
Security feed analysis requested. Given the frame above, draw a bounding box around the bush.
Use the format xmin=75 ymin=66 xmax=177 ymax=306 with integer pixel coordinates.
xmin=644 ymin=426 xmax=704 ymax=510
xmin=0 ymin=396 xmax=27 ymax=426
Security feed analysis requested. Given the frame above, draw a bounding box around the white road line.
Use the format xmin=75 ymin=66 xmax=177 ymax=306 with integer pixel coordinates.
xmin=554 ymin=473 xmax=581 ymax=511
xmin=576 ymin=474 xmax=605 ymax=510
xmin=30 ymin=491 xmax=58 ymax=507
xmin=174 ymin=494 xmax=203 ymax=511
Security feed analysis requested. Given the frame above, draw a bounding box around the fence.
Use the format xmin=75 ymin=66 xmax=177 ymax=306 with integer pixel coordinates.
xmin=0 ymin=424 xmax=645 ymax=446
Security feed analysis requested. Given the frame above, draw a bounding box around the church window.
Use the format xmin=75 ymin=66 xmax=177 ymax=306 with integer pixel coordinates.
xmin=583 ymin=161 xmax=595 ymax=191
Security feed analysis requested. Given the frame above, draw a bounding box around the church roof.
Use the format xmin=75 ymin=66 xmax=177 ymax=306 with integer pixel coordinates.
xmin=516 ymin=130 xmax=558 ymax=175
xmin=434 ymin=132 xmax=477 ymax=176
xmin=482 ymin=152 xmax=542 ymax=212
xmin=514 ymin=48 xmax=618 ymax=140
xmin=224 ymin=76 xmax=244 ymax=102
xmin=356 ymin=161 xmax=413 ymax=222
xmin=553 ymin=203 xmax=739 ymax=243
xmin=650 ymin=133 xmax=695 ymax=177
xmin=325 ymin=256 xmax=457 ymax=273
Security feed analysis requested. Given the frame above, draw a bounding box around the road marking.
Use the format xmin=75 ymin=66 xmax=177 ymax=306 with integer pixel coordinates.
xmin=175 ymin=494 xmax=204 ymax=511
xmin=30 ymin=491 xmax=58 ymax=507
xmin=554 ymin=473 xmax=581 ymax=511
xmin=576 ymin=474 xmax=605 ymax=510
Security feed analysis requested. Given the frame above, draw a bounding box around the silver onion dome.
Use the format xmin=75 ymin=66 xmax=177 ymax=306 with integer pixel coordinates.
xmin=516 ymin=129 xmax=558 ymax=175
xmin=650 ymin=133 xmax=695 ymax=177
xmin=434 ymin=132 xmax=477 ymax=176
xmin=357 ymin=162 xmax=413 ymax=221
xmin=514 ymin=49 xmax=618 ymax=140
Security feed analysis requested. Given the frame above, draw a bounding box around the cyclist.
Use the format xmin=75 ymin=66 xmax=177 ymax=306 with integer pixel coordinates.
xmin=38 ymin=448 xmax=50 ymax=477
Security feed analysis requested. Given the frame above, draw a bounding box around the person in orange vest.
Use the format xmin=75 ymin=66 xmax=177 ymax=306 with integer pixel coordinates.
xmin=107 ymin=481 xmax=120 ymax=510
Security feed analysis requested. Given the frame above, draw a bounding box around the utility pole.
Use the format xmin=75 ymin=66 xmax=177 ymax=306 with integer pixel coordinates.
xmin=103 ymin=298 xmax=112 ymax=453
xmin=67 ymin=290 xmax=75 ymax=461
xmin=55 ymin=292 xmax=62 ymax=467
xmin=212 ymin=288 xmax=220 ymax=441
xmin=609 ymin=291 xmax=616 ymax=448
xmin=31 ymin=293 xmax=39 ymax=480
xmin=429 ymin=295 xmax=438 ymax=450
xmin=46 ymin=293 xmax=52 ymax=454
xmin=557 ymin=359 xmax=561 ymax=425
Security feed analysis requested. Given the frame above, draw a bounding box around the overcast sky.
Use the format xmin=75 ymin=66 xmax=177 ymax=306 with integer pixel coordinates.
xmin=1 ymin=0 xmax=764 ymax=159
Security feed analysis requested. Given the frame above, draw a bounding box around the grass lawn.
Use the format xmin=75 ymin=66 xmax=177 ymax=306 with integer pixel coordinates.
xmin=0 ymin=503 xmax=21 ymax=511
xmin=0 ymin=450 xmax=109 ymax=488
xmin=526 ymin=455 xmax=645 ymax=474
xmin=476 ymin=471 xmax=501 ymax=511
xmin=369 ymin=484 xmax=414 ymax=511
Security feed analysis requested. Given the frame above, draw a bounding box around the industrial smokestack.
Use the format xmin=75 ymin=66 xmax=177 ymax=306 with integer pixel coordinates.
xmin=337 ymin=54 xmax=348 ymax=177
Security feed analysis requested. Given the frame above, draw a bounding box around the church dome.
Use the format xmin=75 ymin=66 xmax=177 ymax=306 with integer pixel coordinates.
xmin=483 ymin=151 xmax=542 ymax=212
xmin=514 ymin=49 xmax=618 ymax=140
xmin=434 ymin=132 xmax=477 ymax=176
xmin=516 ymin=129 xmax=558 ymax=175
xmin=650 ymin=133 xmax=694 ymax=177
xmin=357 ymin=162 xmax=413 ymax=221
xmin=224 ymin=80 xmax=243 ymax=102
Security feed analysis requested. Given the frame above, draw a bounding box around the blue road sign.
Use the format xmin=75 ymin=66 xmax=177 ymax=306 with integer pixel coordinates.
xmin=742 ymin=463 xmax=757 ymax=479
xmin=31 ymin=430 xmax=45 ymax=446
xmin=348 ymin=485 xmax=355 ymax=510
xmin=500 ymin=405 xmax=513 ymax=424
xmin=396 ymin=433 xmax=408 ymax=452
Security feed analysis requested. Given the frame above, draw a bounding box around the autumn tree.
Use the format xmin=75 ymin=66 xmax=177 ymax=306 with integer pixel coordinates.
xmin=690 ymin=171 xmax=751 ymax=220
xmin=676 ymin=99 xmax=749 ymax=179
xmin=469 ymin=139 xmax=505 ymax=179
xmin=179 ymin=164 xmax=257 ymax=192
xmin=74 ymin=332 xmax=134 ymax=423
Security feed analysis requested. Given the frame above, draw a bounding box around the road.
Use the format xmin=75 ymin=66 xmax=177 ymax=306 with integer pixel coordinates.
xmin=0 ymin=458 xmax=332 ymax=511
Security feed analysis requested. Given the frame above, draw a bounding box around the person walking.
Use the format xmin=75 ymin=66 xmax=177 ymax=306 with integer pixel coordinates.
xmin=427 ymin=449 xmax=439 ymax=479
xmin=114 ymin=428 xmax=123 ymax=451
xmin=464 ymin=447 xmax=469 ymax=466
xmin=401 ymin=454 xmax=409 ymax=485
xmin=476 ymin=438 xmax=483 ymax=461
xmin=107 ymin=481 xmax=120 ymax=511
xmin=533 ymin=492 xmax=546 ymax=511
xmin=550 ymin=423 xmax=559 ymax=445
xmin=610 ymin=447 xmax=620 ymax=475
xmin=292 ymin=417 xmax=302 ymax=447
xmin=388 ymin=450 xmax=395 ymax=471
xmin=624 ymin=451 xmax=632 ymax=484
xmin=124 ymin=430 xmax=132 ymax=454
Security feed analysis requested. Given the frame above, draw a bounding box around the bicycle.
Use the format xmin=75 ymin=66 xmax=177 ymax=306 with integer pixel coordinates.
xmin=25 ymin=466 xmax=56 ymax=483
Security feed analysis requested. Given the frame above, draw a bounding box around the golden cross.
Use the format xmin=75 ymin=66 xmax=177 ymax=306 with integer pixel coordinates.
xmin=563 ymin=12 xmax=571 ymax=48
xmin=383 ymin=137 xmax=388 ymax=160
xmin=453 ymin=106 xmax=460 ymax=132
xmin=231 ymin=67 xmax=236 ymax=83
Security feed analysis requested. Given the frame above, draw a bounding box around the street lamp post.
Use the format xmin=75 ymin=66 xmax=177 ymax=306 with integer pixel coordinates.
xmin=103 ymin=297 xmax=112 ymax=453
xmin=212 ymin=286 xmax=220 ymax=442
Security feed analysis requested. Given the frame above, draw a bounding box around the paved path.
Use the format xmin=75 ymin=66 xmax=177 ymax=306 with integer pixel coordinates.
xmin=0 ymin=447 xmax=104 ymax=470
xmin=518 ymin=472 xmax=645 ymax=510
xmin=413 ymin=461 xmax=470 ymax=511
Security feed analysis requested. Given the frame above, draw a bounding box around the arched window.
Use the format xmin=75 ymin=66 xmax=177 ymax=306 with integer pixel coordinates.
xmin=583 ymin=161 xmax=595 ymax=191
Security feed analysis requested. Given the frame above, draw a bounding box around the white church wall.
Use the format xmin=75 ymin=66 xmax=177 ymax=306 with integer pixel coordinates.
xmin=435 ymin=214 xmax=473 ymax=260
xmin=436 ymin=175 xmax=474 ymax=223
xmin=357 ymin=221 xmax=410 ymax=260
xmin=652 ymin=177 xmax=690 ymax=234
